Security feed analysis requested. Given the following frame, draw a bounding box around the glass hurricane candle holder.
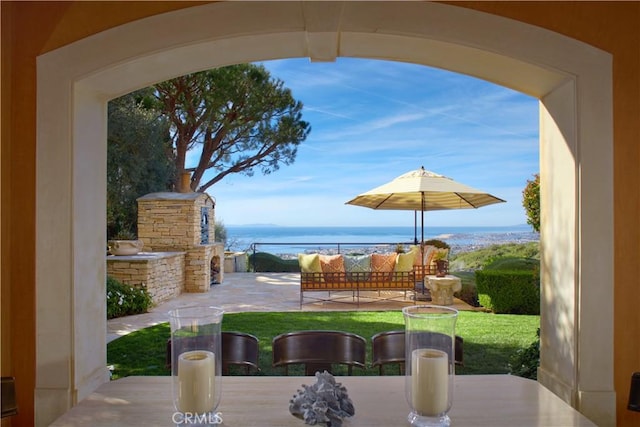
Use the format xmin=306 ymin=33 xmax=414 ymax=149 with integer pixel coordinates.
xmin=168 ymin=305 xmax=224 ymax=420
xmin=403 ymin=305 xmax=458 ymax=427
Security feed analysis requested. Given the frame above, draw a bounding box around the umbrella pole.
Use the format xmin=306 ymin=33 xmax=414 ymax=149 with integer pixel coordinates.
xmin=421 ymin=195 xmax=425 ymax=244
xmin=421 ymin=192 xmax=425 ymax=292
xmin=414 ymin=211 xmax=418 ymax=245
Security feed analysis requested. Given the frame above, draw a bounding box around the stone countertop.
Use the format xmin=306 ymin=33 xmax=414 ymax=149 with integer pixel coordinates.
xmin=106 ymin=251 xmax=186 ymax=261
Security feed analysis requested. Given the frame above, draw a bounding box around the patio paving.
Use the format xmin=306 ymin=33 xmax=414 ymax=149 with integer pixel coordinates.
xmin=107 ymin=272 xmax=476 ymax=343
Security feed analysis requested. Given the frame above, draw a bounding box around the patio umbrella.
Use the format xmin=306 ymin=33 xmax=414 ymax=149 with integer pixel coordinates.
xmin=345 ymin=166 xmax=506 ymax=254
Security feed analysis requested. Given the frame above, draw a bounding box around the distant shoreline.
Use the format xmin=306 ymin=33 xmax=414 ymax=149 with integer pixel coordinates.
xmin=241 ymin=235 xmax=538 ymax=258
xmin=226 ymin=224 xmax=538 ymax=256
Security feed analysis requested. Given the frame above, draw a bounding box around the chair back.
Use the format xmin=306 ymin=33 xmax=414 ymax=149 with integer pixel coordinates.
xmin=371 ymin=330 xmax=406 ymax=375
xmin=371 ymin=330 xmax=464 ymax=375
xmin=272 ymin=330 xmax=366 ymax=375
xmin=166 ymin=331 xmax=260 ymax=375
xmin=221 ymin=331 xmax=260 ymax=374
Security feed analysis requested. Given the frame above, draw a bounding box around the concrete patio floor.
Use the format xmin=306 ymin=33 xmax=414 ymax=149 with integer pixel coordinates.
xmin=107 ymin=272 xmax=476 ymax=343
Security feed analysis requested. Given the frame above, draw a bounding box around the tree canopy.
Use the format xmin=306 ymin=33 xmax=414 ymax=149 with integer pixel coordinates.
xmin=522 ymin=173 xmax=540 ymax=233
xmin=107 ymin=89 xmax=175 ymax=239
xmin=154 ymin=64 xmax=311 ymax=192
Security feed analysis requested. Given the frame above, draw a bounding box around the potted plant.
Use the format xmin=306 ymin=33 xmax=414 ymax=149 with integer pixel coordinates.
xmin=108 ymin=230 xmax=144 ymax=256
xmin=432 ymin=250 xmax=449 ymax=277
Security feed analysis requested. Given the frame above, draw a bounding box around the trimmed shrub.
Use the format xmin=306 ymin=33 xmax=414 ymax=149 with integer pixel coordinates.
xmin=484 ymin=256 xmax=539 ymax=272
xmin=248 ymin=252 xmax=300 ymax=272
xmin=476 ymin=269 xmax=540 ymax=314
xmin=107 ymin=276 xmax=153 ymax=319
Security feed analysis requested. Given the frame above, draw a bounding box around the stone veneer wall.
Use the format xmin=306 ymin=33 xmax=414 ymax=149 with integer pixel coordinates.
xmin=106 ymin=252 xmax=186 ymax=305
xmin=185 ymin=245 xmax=221 ymax=292
xmin=135 ymin=191 xmax=224 ymax=293
xmin=137 ymin=192 xmax=215 ymax=251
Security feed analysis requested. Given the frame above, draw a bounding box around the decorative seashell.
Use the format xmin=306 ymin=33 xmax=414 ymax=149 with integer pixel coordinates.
xmin=289 ymin=371 xmax=354 ymax=427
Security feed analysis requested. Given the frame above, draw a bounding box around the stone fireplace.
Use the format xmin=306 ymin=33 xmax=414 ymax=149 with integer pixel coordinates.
xmin=137 ymin=191 xmax=224 ymax=291
xmin=107 ymin=190 xmax=224 ymax=304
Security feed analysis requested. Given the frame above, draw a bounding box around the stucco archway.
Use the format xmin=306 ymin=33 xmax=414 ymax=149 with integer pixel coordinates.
xmin=36 ymin=2 xmax=613 ymax=426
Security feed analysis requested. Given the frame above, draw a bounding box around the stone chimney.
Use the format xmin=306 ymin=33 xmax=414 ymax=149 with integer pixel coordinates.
xmin=179 ymin=172 xmax=192 ymax=193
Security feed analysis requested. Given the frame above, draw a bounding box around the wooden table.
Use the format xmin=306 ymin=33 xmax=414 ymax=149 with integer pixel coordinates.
xmin=50 ymin=375 xmax=596 ymax=426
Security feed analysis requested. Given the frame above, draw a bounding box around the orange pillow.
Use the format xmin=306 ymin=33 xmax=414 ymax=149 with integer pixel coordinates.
xmin=371 ymin=253 xmax=397 ymax=280
xmin=320 ymin=254 xmax=345 ymax=283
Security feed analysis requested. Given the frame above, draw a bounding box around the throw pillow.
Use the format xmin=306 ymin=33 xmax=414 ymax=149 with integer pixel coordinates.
xmin=395 ymin=251 xmax=417 ymax=272
xmin=415 ymin=245 xmax=436 ymax=266
xmin=344 ymin=254 xmax=371 ymax=281
xmin=319 ymin=254 xmax=345 ymax=283
xmin=371 ymin=252 xmax=397 ymax=281
xmin=298 ymin=253 xmax=322 ymax=273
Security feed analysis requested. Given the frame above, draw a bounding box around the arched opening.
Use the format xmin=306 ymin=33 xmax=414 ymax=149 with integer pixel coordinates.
xmin=35 ymin=2 xmax=613 ymax=425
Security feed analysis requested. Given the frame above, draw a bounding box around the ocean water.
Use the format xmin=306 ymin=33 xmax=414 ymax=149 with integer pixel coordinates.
xmin=225 ymin=225 xmax=539 ymax=255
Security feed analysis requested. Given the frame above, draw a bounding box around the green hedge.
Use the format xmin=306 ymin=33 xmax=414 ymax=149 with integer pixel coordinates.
xmin=484 ymin=256 xmax=539 ymax=272
xmin=476 ymin=270 xmax=540 ymax=315
xmin=248 ymin=252 xmax=300 ymax=272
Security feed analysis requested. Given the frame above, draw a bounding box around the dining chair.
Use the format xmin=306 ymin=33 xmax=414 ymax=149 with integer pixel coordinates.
xmin=166 ymin=331 xmax=260 ymax=375
xmin=272 ymin=330 xmax=366 ymax=375
xmin=371 ymin=330 xmax=464 ymax=375
xmin=221 ymin=331 xmax=260 ymax=375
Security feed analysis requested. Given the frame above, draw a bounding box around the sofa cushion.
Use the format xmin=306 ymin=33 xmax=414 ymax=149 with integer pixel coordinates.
xmin=319 ymin=254 xmax=345 ymax=283
xmin=395 ymin=250 xmax=417 ymax=272
xmin=344 ymin=254 xmax=371 ymax=281
xmin=298 ymin=253 xmax=322 ymax=273
xmin=371 ymin=252 xmax=397 ymax=280
xmin=414 ymin=245 xmax=436 ymax=267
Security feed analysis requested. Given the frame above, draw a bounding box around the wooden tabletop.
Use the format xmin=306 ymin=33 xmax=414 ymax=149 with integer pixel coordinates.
xmin=50 ymin=375 xmax=596 ymax=426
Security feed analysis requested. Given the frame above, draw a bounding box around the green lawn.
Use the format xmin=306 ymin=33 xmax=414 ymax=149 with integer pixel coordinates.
xmin=107 ymin=310 xmax=539 ymax=379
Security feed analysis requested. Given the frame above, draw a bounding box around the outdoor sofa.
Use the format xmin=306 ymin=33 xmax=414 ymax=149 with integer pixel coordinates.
xmin=298 ymin=245 xmax=448 ymax=306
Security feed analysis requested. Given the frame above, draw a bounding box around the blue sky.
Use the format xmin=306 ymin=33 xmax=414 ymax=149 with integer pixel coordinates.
xmin=203 ymin=58 xmax=539 ymax=227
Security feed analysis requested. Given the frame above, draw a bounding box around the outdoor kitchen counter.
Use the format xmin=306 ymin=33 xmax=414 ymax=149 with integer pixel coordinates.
xmin=50 ymin=375 xmax=596 ymax=426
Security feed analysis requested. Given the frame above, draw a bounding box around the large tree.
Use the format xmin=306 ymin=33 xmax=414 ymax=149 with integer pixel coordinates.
xmin=154 ymin=64 xmax=311 ymax=192
xmin=107 ymin=89 xmax=175 ymax=239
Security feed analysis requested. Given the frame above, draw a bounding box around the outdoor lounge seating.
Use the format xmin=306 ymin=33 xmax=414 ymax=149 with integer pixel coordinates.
xmin=272 ymin=330 xmax=366 ymax=375
xmin=298 ymin=247 xmax=448 ymax=306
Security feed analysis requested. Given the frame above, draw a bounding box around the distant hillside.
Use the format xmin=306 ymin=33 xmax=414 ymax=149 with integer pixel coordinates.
xmin=449 ymin=242 xmax=540 ymax=272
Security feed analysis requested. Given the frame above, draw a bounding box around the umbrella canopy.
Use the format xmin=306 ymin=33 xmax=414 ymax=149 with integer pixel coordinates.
xmin=345 ymin=166 xmax=506 ymax=245
xmin=346 ymin=167 xmax=506 ymax=211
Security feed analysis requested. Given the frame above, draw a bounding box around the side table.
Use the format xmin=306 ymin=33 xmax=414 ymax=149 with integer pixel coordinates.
xmin=425 ymin=275 xmax=462 ymax=305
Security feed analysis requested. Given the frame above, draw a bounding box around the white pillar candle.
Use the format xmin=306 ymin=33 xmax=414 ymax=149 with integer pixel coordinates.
xmin=177 ymin=350 xmax=216 ymax=413
xmin=411 ymin=348 xmax=449 ymax=416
